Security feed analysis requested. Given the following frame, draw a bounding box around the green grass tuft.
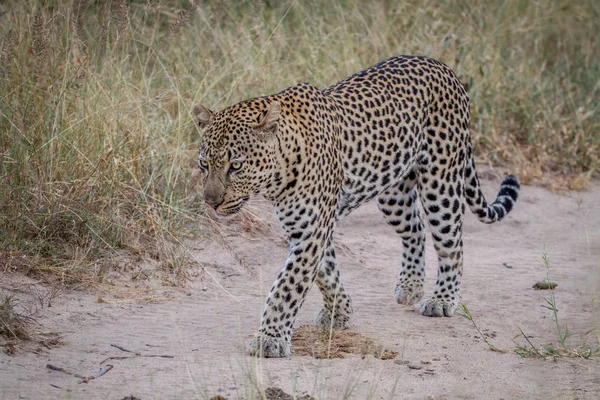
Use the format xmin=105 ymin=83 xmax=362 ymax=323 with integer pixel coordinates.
xmin=513 ymin=245 xmax=600 ymax=360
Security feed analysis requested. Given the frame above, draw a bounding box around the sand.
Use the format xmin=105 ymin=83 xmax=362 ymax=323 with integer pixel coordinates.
xmin=1 ymin=178 xmax=599 ymax=399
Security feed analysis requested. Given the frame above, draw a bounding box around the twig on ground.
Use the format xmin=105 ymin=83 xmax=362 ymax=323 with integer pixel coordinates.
xmin=100 ymin=354 xmax=175 ymax=364
xmin=47 ymin=364 xmax=73 ymax=375
xmin=47 ymin=363 xmax=113 ymax=384
xmin=145 ymin=354 xmax=175 ymax=358
xmin=111 ymin=343 xmax=141 ymax=355
xmin=100 ymin=344 xmax=175 ymax=364
xmin=99 ymin=356 xmax=131 ymax=364
xmin=78 ymin=365 xmax=113 ymax=383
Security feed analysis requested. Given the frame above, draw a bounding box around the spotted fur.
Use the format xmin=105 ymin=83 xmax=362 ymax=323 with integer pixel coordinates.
xmin=194 ymin=56 xmax=520 ymax=358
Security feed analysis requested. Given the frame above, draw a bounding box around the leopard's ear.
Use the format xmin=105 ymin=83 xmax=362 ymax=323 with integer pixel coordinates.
xmin=253 ymin=101 xmax=280 ymax=138
xmin=193 ymin=104 xmax=214 ymax=128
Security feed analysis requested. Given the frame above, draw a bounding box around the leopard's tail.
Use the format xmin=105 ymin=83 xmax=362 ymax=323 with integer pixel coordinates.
xmin=465 ymin=144 xmax=520 ymax=224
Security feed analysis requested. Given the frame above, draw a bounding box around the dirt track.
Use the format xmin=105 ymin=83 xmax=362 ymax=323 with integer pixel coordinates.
xmin=1 ymin=178 xmax=599 ymax=399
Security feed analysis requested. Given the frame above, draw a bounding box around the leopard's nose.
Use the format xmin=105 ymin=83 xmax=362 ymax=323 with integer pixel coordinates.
xmin=205 ymin=199 xmax=223 ymax=210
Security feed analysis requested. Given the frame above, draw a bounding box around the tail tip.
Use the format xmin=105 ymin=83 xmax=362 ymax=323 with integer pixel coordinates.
xmin=501 ymin=174 xmax=520 ymax=188
xmin=498 ymin=174 xmax=520 ymax=205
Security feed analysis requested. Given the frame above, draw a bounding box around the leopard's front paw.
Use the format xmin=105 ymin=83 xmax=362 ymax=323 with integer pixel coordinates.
xmin=419 ymin=297 xmax=457 ymax=317
xmin=315 ymin=307 xmax=351 ymax=329
xmin=248 ymin=335 xmax=291 ymax=358
xmin=394 ymin=281 xmax=424 ymax=305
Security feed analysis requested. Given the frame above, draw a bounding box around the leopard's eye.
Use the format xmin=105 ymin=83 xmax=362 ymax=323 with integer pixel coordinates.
xmin=199 ymin=159 xmax=209 ymax=171
xmin=230 ymin=161 xmax=243 ymax=171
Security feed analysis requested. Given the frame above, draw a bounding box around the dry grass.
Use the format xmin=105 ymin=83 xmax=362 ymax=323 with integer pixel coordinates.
xmin=0 ymin=295 xmax=32 ymax=343
xmin=0 ymin=0 xmax=597 ymax=282
xmin=0 ymin=293 xmax=62 ymax=355
xmin=0 ymin=1 xmax=207 ymax=283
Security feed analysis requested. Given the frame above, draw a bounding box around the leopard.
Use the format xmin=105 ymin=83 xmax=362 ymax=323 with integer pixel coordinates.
xmin=194 ymin=55 xmax=520 ymax=358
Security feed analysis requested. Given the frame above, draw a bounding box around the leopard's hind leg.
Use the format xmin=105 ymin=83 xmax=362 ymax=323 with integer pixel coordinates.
xmin=377 ymin=169 xmax=426 ymax=306
xmin=417 ymin=166 xmax=465 ymax=317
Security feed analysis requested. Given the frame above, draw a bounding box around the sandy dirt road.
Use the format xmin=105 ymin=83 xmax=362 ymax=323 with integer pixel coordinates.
xmin=1 ymin=178 xmax=599 ymax=399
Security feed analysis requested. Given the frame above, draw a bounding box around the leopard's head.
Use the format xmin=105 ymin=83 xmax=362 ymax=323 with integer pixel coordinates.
xmin=194 ymin=100 xmax=281 ymax=216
